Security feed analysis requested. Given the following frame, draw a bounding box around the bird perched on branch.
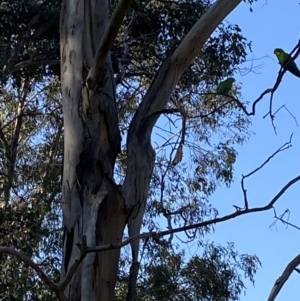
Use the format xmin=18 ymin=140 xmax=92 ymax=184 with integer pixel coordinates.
xmin=274 ymin=48 xmax=300 ymax=78
xmin=216 ymin=77 xmax=235 ymax=95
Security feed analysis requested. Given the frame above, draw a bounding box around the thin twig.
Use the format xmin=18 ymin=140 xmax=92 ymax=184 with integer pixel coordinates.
xmin=271 ymin=208 xmax=300 ymax=231
xmin=244 ymin=134 xmax=292 ymax=180
xmin=239 ymin=135 xmax=293 ymax=209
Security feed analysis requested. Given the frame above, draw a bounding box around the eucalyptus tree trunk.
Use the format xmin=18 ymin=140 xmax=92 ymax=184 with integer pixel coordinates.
xmin=60 ymin=0 xmax=127 ymax=300
xmin=60 ymin=0 xmax=242 ymax=300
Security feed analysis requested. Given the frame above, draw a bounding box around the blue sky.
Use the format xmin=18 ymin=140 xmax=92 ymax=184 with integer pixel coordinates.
xmin=208 ymin=1 xmax=300 ymax=301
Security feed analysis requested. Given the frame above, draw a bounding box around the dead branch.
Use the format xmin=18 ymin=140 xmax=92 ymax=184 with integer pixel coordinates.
xmin=0 ymin=173 xmax=299 ymax=298
xmin=271 ymin=208 xmax=300 ymax=231
xmin=267 ymin=253 xmax=300 ymax=301
xmin=239 ymin=135 xmax=293 ymax=209
xmin=244 ymin=134 xmax=292 ymax=178
xmin=273 ymin=105 xmax=299 ymax=127
xmin=89 ymin=173 xmax=300 ymax=253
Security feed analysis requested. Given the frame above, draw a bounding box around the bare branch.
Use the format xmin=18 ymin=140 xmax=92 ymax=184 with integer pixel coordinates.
xmin=271 ymin=208 xmax=300 ymax=231
xmin=244 ymin=135 xmax=292 ymax=180
xmin=5 ymin=173 xmax=297 ymax=297
xmin=239 ymin=135 xmax=293 ymax=209
xmin=263 ymin=40 xmax=300 ymax=119
xmin=90 ymin=174 xmax=300 ymax=253
xmin=249 ymin=88 xmax=273 ymax=115
xmin=221 ymin=40 xmax=300 ymax=121
xmin=267 ymin=253 xmax=300 ymax=301
xmin=273 ymin=105 xmax=299 ymax=127
xmin=151 ymin=108 xmax=186 ymax=162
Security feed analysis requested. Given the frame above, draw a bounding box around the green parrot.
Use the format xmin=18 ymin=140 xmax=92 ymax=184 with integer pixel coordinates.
xmin=274 ymin=48 xmax=300 ymax=78
xmin=130 ymin=0 xmax=148 ymax=21
xmin=216 ymin=77 xmax=235 ymax=95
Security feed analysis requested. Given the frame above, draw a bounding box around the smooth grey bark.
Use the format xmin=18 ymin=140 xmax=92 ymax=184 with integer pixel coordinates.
xmin=267 ymin=253 xmax=300 ymax=301
xmin=60 ymin=0 xmax=126 ymax=300
xmin=60 ymin=0 xmax=242 ymax=300
xmin=122 ymin=0 xmax=242 ymax=297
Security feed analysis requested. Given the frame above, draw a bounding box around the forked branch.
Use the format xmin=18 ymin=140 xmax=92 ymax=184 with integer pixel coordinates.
xmin=91 ymin=174 xmax=300 ymax=252
xmin=86 ymin=0 xmax=133 ymax=89
xmin=240 ymin=134 xmax=293 ymax=209
xmin=1 ymin=173 xmax=299 ymax=297
xmin=228 ymin=40 xmax=300 ymax=119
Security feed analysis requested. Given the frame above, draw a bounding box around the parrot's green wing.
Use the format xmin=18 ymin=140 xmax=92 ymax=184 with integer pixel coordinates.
xmin=130 ymin=0 xmax=148 ymax=22
xmin=216 ymin=81 xmax=228 ymax=95
xmin=216 ymin=78 xmax=235 ymax=95
xmin=274 ymin=48 xmax=300 ymax=78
